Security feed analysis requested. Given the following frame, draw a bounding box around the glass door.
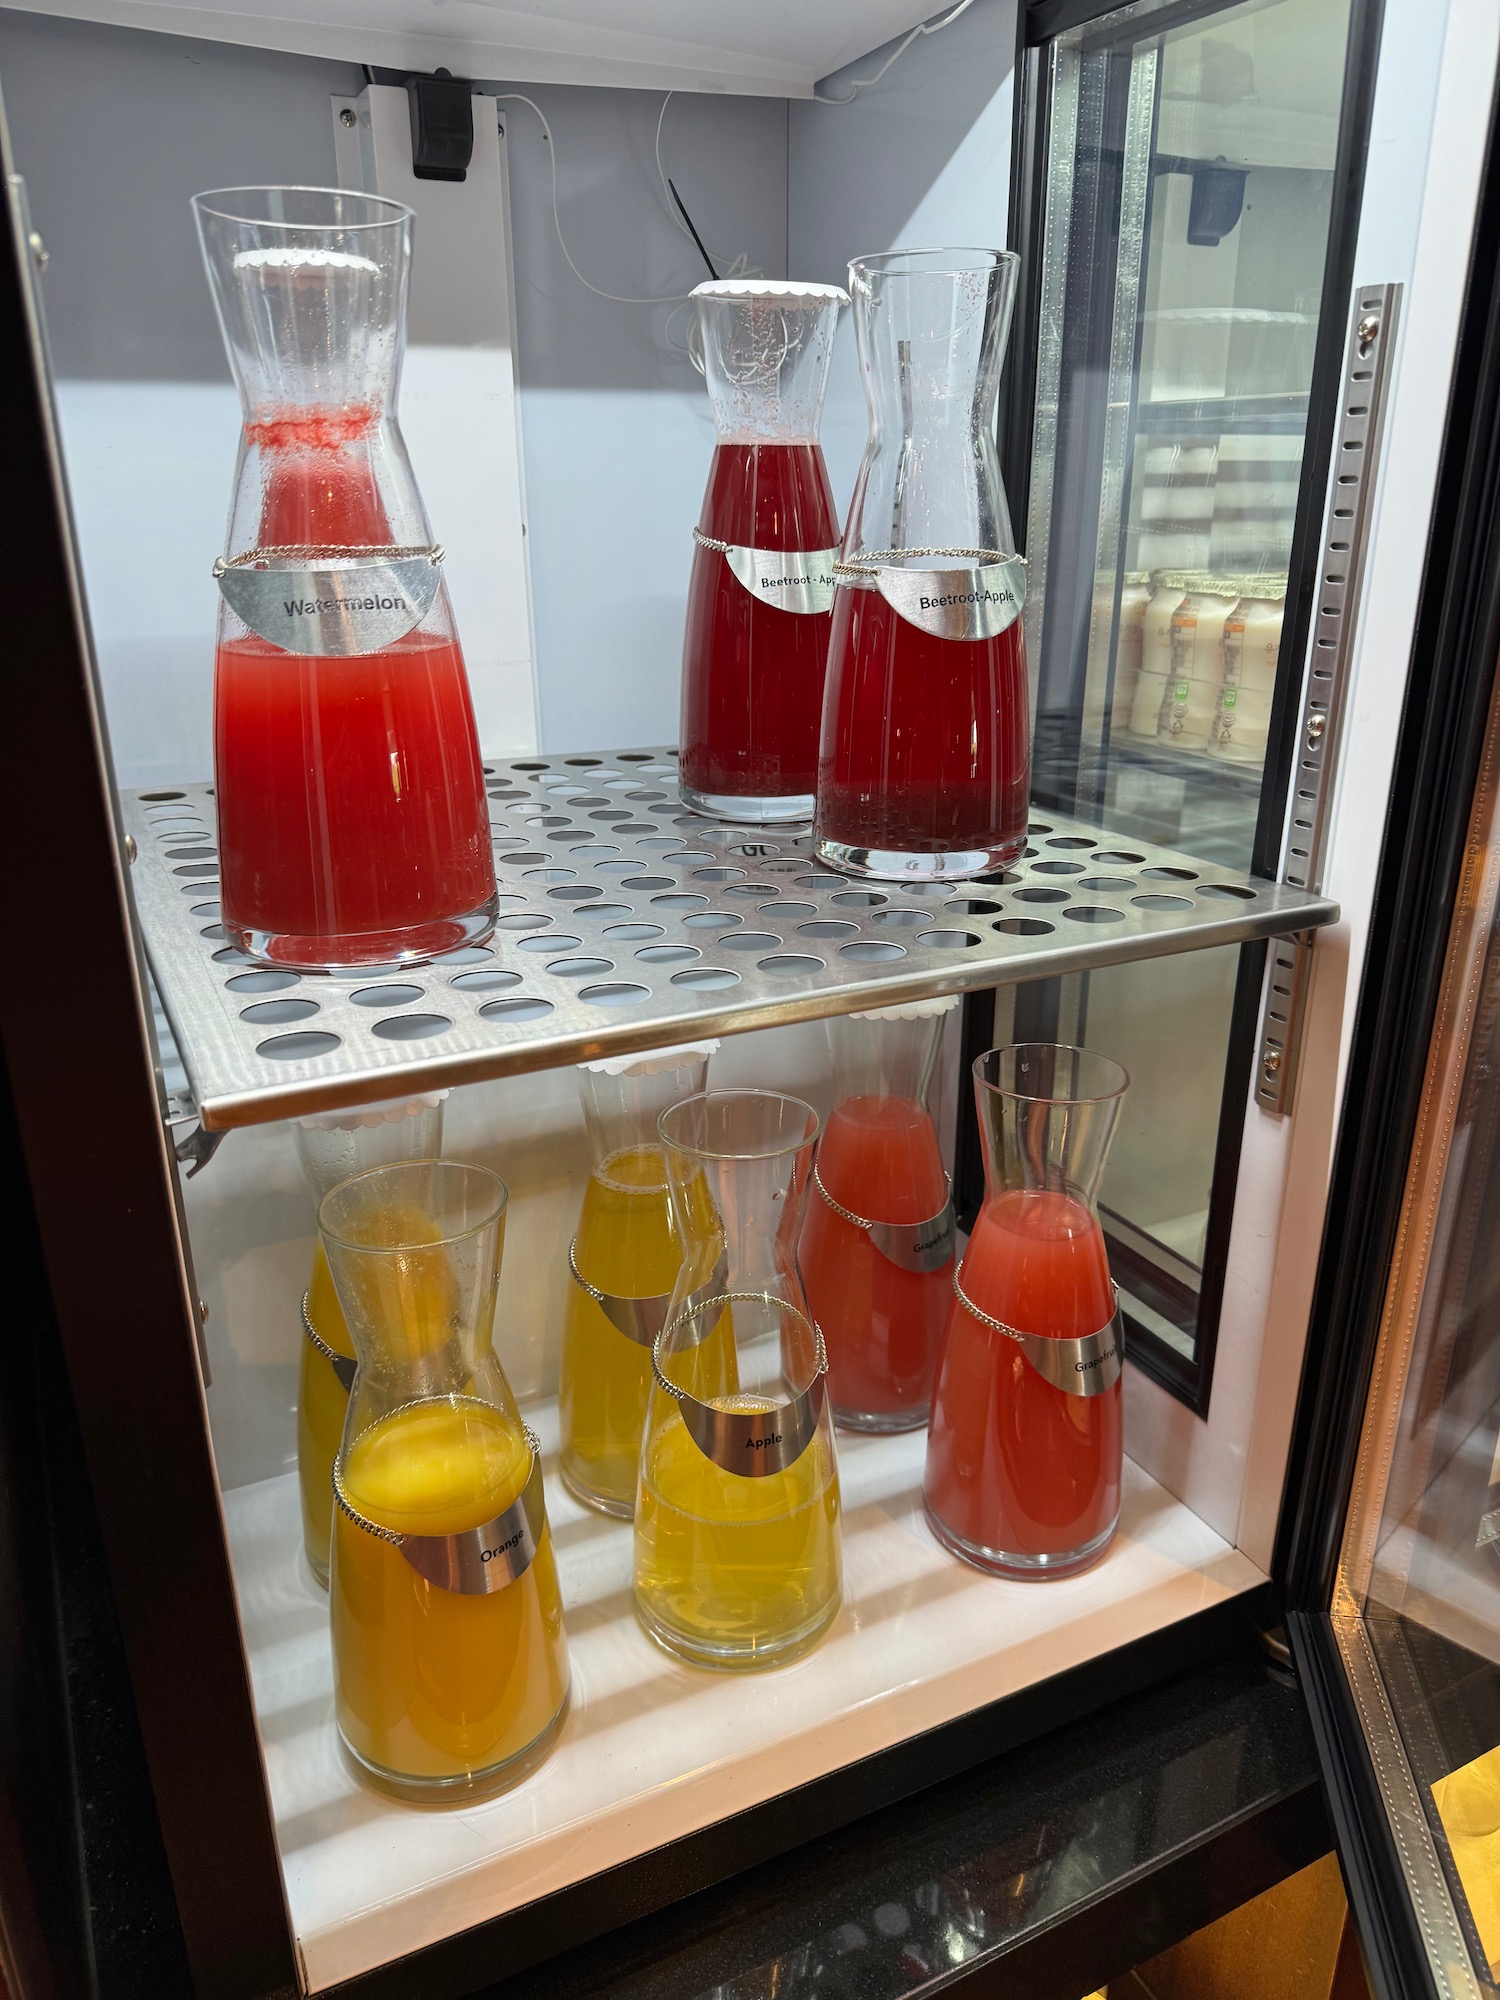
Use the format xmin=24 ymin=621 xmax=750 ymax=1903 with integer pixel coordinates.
xmin=988 ymin=0 xmax=1377 ymax=1408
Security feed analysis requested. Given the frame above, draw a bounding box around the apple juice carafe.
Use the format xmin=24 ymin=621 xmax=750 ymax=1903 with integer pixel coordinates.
xmin=817 ymin=249 xmax=1030 ymax=880
xmin=320 ymin=1161 xmax=569 ymax=1797
xmin=292 ymin=1091 xmax=445 ymax=1586
xmin=635 ymin=1091 xmax=842 ymax=1669
xmin=559 ymin=1041 xmax=732 ymax=1518
xmin=799 ymin=1000 xmax=957 ymax=1431
xmin=925 ymin=1046 xmax=1129 ymax=1579
xmin=192 ymin=187 xmax=496 ymax=969
xmin=679 ymin=281 xmax=847 ymax=823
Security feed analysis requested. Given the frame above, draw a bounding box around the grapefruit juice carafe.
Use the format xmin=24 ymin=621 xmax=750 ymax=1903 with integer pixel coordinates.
xmin=559 ymin=1041 xmax=732 ymax=1517
xmin=293 ymin=1091 xmax=445 ymax=1586
xmin=192 ymin=187 xmax=496 ymax=969
xmin=320 ymin=1161 xmax=569 ymax=1798
xmin=925 ymin=1046 xmax=1129 ymax=1579
xmin=680 ymin=280 xmax=847 ymax=823
xmin=635 ymin=1091 xmax=841 ymax=1668
xmin=799 ymin=1000 xmax=957 ymax=1431
xmin=817 ymin=248 xmax=1030 ymax=880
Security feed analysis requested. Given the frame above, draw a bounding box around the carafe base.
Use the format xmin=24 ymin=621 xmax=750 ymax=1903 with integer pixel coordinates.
xmin=338 ymin=1680 xmax=571 ymax=1804
xmin=833 ymin=1401 xmax=930 ymax=1435
xmin=815 ymin=835 xmax=1027 ymax=883
xmin=227 ymin=893 xmax=499 ymax=973
xmin=923 ymin=1500 xmax=1118 ymax=1581
xmin=679 ymin=781 xmax=814 ymax=827
xmin=635 ymin=1589 xmax=841 ymax=1672
xmin=560 ymin=1460 xmax=636 ymax=1520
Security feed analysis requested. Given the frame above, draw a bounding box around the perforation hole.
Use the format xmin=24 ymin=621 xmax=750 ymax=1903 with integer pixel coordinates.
xmin=1197 ymin=882 xmax=1257 ymax=901
xmin=798 ymin=920 xmax=858 ymax=940
xmin=693 ymin=866 xmax=748 ymax=883
xmin=452 ymin=969 xmax=522 ymax=992
xmin=916 ymin=930 xmax=981 ymax=949
xmin=258 ymin=1031 xmax=341 ymax=1059
xmin=721 ymin=931 xmax=782 ymax=952
xmin=995 ymin=918 xmax=1054 ymax=936
xmin=759 ymin=954 xmax=825 ymax=976
xmin=651 ymin=892 xmax=709 ymax=911
xmin=604 ymin=923 xmax=663 ymax=941
xmin=526 ymin=867 xmax=577 ymax=883
xmin=671 ymin=967 xmax=740 ymax=989
xmin=479 ymin=997 xmax=554 ymax=1023
xmin=241 ymin=998 xmax=321 ymax=1025
xmin=1090 ymin=849 xmax=1146 ymax=865
xmin=945 ymin=897 xmax=1004 ymax=915
xmin=1045 ymin=837 xmax=1094 ymax=850
xmin=351 ymin=983 xmax=424 ymax=1008
xmin=1062 ymin=906 xmax=1126 ymax=926
xmin=1141 ymin=866 xmax=1196 ymax=881
xmin=1013 ymin=888 xmax=1070 ymax=905
xmin=549 ymin=956 xmax=614 ymax=977
xmin=757 ymin=900 xmax=817 ymax=919
xmin=580 ymin=982 xmax=651 ymax=1005
xmin=636 ymin=945 xmax=698 ymax=965
xmin=872 ymin=908 xmax=928 ymax=929
xmin=225 ymin=971 xmax=299 ymax=994
xmin=621 ymin=875 xmax=674 ymax=891
xmin=372 ymin=1013 xmax=452 ymax=1041
xmin=495 ymin=914 xmax=551 ymax=932
xmin=831 ymin=890 xmax=887 ymax=908
xmin=1132 ymin=893 xmax=1194 ymax=912
xmin=1075 ymin=876 xmax=1135 ymax=893
xmin=840 ymin=940 xmax=906 ymax=962
xmin=519 ymin=933 xmax=579 ymax=953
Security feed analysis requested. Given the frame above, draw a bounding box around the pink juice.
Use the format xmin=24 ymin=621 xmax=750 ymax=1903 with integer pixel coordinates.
xmin=799 ymin=1096 xmax=951 ymax=1426
xmin=925 ymin=1188 xmax=1121 ymax=1572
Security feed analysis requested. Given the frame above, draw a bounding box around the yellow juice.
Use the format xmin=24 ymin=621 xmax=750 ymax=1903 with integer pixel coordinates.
xmin=297 ymin=1241 xmax=353 ymax=1585
xmin=634 ymin=1388 xmax=842 ymax=1669
xmin=331 ymin=1397 xmax=569 ymax=1790
xmin=560 ymin=1145 xmax=737 ymax=1515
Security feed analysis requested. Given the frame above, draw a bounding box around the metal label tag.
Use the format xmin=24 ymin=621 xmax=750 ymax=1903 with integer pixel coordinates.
xmin=214 ymin=551 xmax=443 ymax=657
xmin=1013 ymin=1310 xmax=1124 ymax=1399
xmin=571 ymin=1248 xmax=725 ymax=1349
xmin=876 ymin=559 xmax=1026 ymax=642
xmin=725 ymin=545 xmax=838 ymax=616
xmin=869 ymin=1197 xmax=957 ymax=1275
xmin=672 ymin=1368 xmax=828 ymax=1479
xmin=395 ymin=1451 xmax=546 ymax=1595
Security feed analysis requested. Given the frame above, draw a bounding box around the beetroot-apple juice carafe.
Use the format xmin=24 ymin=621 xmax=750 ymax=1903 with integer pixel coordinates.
xmin=799 ymin=999 xmax=957 ymax=1431
xmin=192 ymin=187 xmax=496 ymax=969
xmin=925 ymin=1046 xmax=1129 ymax=1578
xmin=817 ymin=249 xmax=1030 ymax=880
xmin=680 ymin=281 xmax=847 ymax=823
xmin=293 ymin=1090 xmax=445 ymax=1586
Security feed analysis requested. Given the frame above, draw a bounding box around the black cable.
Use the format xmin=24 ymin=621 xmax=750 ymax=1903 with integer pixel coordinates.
xmin=667 ymin=178 xmax=719 ymax=281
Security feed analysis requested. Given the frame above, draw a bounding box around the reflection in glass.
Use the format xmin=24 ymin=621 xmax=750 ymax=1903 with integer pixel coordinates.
xmin=1019 ymin=0 xmax=1355 ymax=1372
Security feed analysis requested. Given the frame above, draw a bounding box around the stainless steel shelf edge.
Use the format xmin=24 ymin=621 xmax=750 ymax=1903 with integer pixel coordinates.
xmin=124 ymin=750 xmax=1338 ymax=1131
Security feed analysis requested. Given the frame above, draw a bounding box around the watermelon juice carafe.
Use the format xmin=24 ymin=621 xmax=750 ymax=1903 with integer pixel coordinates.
xmin=680 ymin=280 xmax=847 ymax=823
xmin=817 ymin=248 xmax=1030 ymax=881
xmin=292 ymin=1091 xmax=445 ymax=1586
xmin=925 ymin=1046 xmax=1129 ymax=1579
xmin=559 ymin=1040 xmax=730 ymax=1518
xmin=635 ymin=1091 xmax=842 ymax=1669
xmin=192 ymin=187 xmax=496 ymax=969
xmin=320 ymin=1161 xmax=570 ymax=1799
xmin=799 ymin=999 xmax=958 ymax=1432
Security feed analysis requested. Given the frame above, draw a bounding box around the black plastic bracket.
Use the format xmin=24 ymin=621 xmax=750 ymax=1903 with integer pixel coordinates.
xmin=405 ymin=73 xmax=473 ymax=183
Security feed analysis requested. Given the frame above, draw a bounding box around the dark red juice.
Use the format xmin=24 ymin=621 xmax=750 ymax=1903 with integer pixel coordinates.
xmin=252 ymin=405 xmax=392 ymax=548
xmin=215 ymin=631 xmax=493 ymax=965
xmin=680 ymin=441 xmax=839 ymax=808
xmin=924 ymin=1189 xmax=1121 ymax=1573
xmin=817 ymin=583 xmax=1029 ymax=865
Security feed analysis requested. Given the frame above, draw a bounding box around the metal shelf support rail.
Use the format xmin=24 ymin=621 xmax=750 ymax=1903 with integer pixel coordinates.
xmin=124 ymin=750 xmax=1339 ymax=1134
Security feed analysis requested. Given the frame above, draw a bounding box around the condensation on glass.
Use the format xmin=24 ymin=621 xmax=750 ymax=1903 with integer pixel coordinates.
xmin=1017 ymin=0 xmax=1355 ymax=1380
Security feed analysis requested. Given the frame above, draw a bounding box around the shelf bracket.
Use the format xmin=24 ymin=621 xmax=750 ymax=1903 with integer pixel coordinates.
xmin=1256 ymin=282 xmax=1401 ymax=1114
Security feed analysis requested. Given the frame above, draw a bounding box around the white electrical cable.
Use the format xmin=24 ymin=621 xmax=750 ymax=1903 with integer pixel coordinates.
xmin=498 ymin=90 xmax=759 ymax=312
xmin=813 ymin=0 xmax=979 ymax=104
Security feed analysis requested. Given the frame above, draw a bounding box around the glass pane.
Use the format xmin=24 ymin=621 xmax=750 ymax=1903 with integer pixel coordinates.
xmin=1335 ymin=671 xmax=1500 ymax=1995
xmin=1023 ymin=0 xmax=1354 ymax=1379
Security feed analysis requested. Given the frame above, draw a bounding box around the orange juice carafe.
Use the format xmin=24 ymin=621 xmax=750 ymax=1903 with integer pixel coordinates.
xmin=799 ymin=999 xmax=957 ymax=1431
xmin=293 ymin=1092 xmax=446 ymax=1586
xmin=925 ymin=1045 xmax=1129 ymax=1579
xmin=559 ymin=1040 xmax=722 ymax=1517
xmin=320 ymin=1160 xmax=569 ymax=1798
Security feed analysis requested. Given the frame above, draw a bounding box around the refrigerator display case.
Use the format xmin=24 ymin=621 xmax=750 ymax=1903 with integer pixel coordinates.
xmin=0 ymin=0 xmax=1496 ymax=1993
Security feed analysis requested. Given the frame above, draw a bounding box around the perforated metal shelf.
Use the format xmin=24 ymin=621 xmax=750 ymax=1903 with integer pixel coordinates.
xmin=123 ymin=748 xmax=1338 ymax=1131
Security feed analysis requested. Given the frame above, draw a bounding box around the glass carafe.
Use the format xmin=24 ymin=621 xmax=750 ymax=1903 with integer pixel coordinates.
xmin=293 ymin=1092 xmax=445 ymax=1586
xmin=680 ymin=280 xmax=847 ymax=824
xmin=799 ymin=1000 xmax=957 ymax=1431
xmin=320 ymin=1161 xmax=569 ymax=1798
xmin=816 ymin=248 xmax=1030 ymax=881
xmin=925 ymin=1046 xmax=1129 ymax=1579
xmin=559 ymin=1040 xmax=728 ymax=1518
xmin=192 ymin=187 xmax=496 ymax=969
xmin=635 ymin=1091 xmax=841 ymax=1669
